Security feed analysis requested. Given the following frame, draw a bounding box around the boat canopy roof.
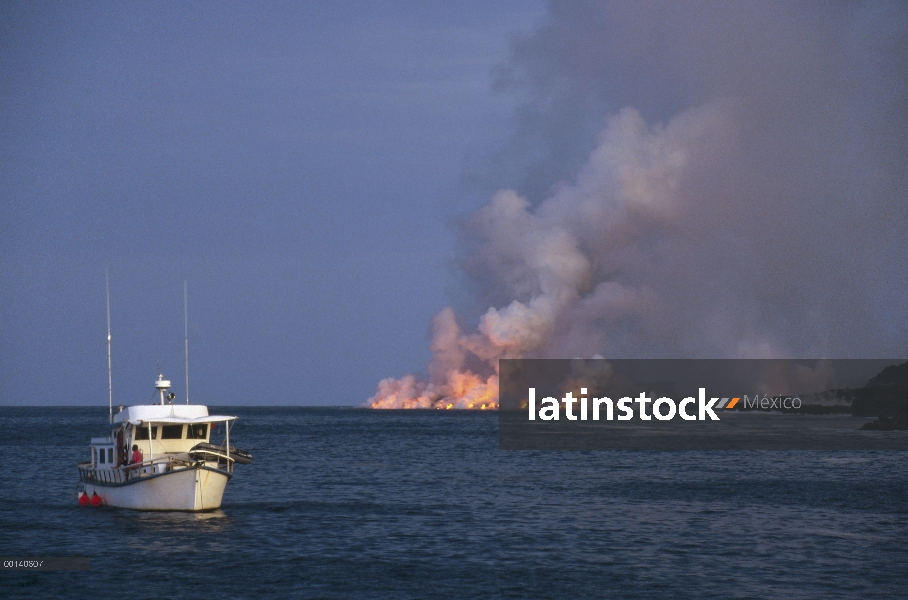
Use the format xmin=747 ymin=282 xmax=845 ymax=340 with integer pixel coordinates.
xmin=124 ymin=415 xmax=237 ymax=426
xmin=112 ymin=404 xmax=237 ymax=426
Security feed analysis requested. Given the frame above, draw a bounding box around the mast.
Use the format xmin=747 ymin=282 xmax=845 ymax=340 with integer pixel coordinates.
xmin=184 ymin=280 xmax=189 ymax=405
xmin=106 ymin=269 xmax=113 ymax=424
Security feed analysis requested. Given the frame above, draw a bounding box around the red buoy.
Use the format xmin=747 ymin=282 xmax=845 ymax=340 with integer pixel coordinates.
xmin=90 ymin=493 xmax=102 ymax=507
xmin=78 ymin=493 xmax=90 ymax=506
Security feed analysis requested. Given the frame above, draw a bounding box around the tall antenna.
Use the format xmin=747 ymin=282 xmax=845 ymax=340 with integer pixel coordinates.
xmin=106 ymin=269 xmax=113 ymax=424
xmin=184 ymin=280 xmax=189 ymax=405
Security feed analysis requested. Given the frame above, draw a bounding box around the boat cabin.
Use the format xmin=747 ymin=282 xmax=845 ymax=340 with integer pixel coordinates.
xmin=112 ymin=404 xmax=235 ymax=460
xmin=114 ymin=404 xmax=215 ymax=456
xmin=85 ymin=403 xmax=237 ymax=474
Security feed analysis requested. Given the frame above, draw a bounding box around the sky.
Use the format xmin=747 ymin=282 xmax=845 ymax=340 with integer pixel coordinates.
xmin=2 ymin=1 xmax=906 ymax=407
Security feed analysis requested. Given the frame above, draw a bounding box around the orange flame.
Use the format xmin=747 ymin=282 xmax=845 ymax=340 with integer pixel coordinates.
xmin=369 ymin=370 xmax=499 ymax=410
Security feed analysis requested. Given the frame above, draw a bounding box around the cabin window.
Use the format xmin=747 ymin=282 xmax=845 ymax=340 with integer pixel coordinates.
xmin=161 ymin=425 xmax=184 ymax=439
xmin=187 ymin=424 xmax=208 ymax=439
xmin=134 ymin=425 xmax=157 ymax=440
xmin=98 ymin=448 xmax=106 ymax=464
xmin=107 ymin=448 xmax=114 ymax=463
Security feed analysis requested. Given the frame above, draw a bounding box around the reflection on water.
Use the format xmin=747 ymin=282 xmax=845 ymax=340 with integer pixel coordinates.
xmin=114 ymin=509 xmax=232 ymax=554
xmin=132 ymin=508 xmax=229 ymax=527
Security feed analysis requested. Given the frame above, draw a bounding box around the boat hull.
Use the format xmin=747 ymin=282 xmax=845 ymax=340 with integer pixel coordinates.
xmin=82 ymin=466 xmax=230 ymax=511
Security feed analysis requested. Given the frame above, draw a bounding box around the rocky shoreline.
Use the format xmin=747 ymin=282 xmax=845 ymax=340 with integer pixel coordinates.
xmin=740 ymin=362 xmax=908 ymax=429
xmin=860 ymin=406 xmax=908 ymax=431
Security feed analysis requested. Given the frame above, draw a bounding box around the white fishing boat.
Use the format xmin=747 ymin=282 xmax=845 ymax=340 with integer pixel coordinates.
xmin=77 ymin=374 xmax=252 ymax=511
xmin=76 ymin=277 xmax=251 ymax=511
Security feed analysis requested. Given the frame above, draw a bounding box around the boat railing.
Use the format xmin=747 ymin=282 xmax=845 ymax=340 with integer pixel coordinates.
xmin=187 ymin=448 xmax=236 ymax=472
xmin=77 ymin=453 xmax=227 ymax=484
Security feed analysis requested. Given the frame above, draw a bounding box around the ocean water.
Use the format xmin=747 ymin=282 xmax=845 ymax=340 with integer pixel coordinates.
xmin=1 ymin=406 xmax=907 ymax=599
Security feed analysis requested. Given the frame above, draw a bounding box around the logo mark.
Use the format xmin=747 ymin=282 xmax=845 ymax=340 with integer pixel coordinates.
xmin=717 ymin=397 xmax=740 ymax=409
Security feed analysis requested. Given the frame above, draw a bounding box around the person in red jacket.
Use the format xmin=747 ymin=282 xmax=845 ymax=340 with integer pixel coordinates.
xmin=131 ymin=445 xmax=143 ymax=465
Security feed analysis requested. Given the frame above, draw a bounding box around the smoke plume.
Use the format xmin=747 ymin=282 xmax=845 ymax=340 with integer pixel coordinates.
xmin=369 ymin=1 xmax=908 ymax=409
